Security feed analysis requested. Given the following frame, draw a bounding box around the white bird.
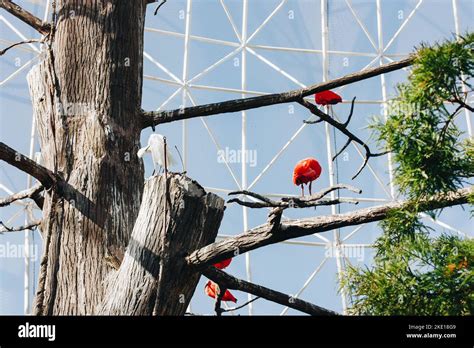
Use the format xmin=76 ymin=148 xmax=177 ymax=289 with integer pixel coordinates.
xmin=137 ymin=134 xmax=177 ymax=174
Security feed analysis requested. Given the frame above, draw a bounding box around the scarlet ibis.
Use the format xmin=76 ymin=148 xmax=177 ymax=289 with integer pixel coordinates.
xmin=447 ymin=263 xmax=456 ymax=273
xmin=214 ymin=258 xmax=232 ymax=269
xmin=137 ymin=134 xmax=176 ymax=174
xmin=315 ymin=90 xmax=342 ymax=106
xmin=205 ymin=281 xmax=237 ymax=303
xmin=293 ymin=158 xmax=322 ymax=196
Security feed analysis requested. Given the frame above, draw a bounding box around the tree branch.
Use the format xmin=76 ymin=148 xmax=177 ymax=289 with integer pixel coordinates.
xmin=153 ymin=0 xmax=167 ymax=15
xmin=141 ymin=55 xmax=415 ymax=128
xmin=0 ymin=220 xmax=41 ymax=233
xmin=299 ymin=98 xmax=388 ymax=179
xmin=213 ymin=283 xmax=226 ymax=316
xmin=203 ymin=267 xmax=338 ymax=316
xmin=188 ymin=186 xmax=472 ymax=268
xmin=0 ymin=38 xmax=43 ymax=56
xmin=228 ymin=184 xmax=362 ymax=209
xmin=0 ymin=1 xmax=51 ymax=35
xmin=0 ymin=142 xmax=60 ymax=189
xmin=0 ymin=182 xmax=44 ymax=208
xmin=450 ymin=94 xmax=474 ymax=112
xmin=220 ymin=296 xmax=260 ymax=313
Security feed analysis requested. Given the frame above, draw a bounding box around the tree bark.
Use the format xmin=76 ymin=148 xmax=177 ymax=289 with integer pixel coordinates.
xmin=99 ymin=174 xmax=225 ymax=315
xmin=0 ymin=0 xmax=51 ymax=35
xmin=187 ymin=186 xmax=473 ymax=268
xmin=27 ymin=1 xmax=147 ymax=315
xmin=203 ymin=267 xmax=338 ymax=316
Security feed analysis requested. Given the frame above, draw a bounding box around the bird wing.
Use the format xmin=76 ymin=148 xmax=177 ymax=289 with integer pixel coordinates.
xmin=146 ymin=134 xmax=162 ymax=166
xmin=148 ymin=134 xmax=176 ymax=168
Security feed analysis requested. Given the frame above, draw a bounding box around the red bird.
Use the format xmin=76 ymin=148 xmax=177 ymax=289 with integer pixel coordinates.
xmin=293 ymin=158 xmax=322 ymax=196
xmin=214 ymin=258 xmax=232 ymax=269
xmin=315 ymin=90 xmax=342 ymax=106
xmin=205 ymin=281 xmax=237 ymax=303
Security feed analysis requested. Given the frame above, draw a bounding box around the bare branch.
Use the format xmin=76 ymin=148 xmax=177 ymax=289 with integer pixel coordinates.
xmin=141 ymin=56 xmax=415 ymax=128
xmin=214 ymin=283 xmax=226 ymax=316
xmin=188 ymin=186 xmax=472 ymax=268
xmin=299 ymin=99 xmax=388 ymax=179
xmin=0 ymin=0 xmax=51 ymax=35
xmin=228 ymin=189 xmax=280 ymax=206
xmin=0 ymin=38 xmax=43 ymax=56
xmin=0 ymin=220 xmax=41 ymax=233
xmin=343 ymin=96 xmax=357 ymax=127
xmin=203 ymin=267 xmax=338 ymax=316
xmin=228 ymin=184 xmax=362 ymax=209
xmin=449 ymin=90 xmax=474 ymax=112
xmin=154 ymin=0 xmax=167 ymax=15
xmin=289 ymin=183 xmax=362 ymax=202
xmin=0 ymin=182 xmax=44 ymax=208
xmin=436 ymin=104 xmax=465 ymax=147
xmin=220 ymin=296 xmax=261 ymax=313
xmin=332 ymin=138 xmax=352 ymax=161
xmin=0 ymin=142 xmax=60 ymax=189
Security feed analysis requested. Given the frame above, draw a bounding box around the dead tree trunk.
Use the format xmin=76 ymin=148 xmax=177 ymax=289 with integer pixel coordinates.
xmin=27 ymin=1 xmax=147 ymax=315
xmin=99 ymin=174 xmax=225 ymax=315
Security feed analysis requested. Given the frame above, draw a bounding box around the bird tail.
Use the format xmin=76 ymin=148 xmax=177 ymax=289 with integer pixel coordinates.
xmin=137 ymin=145 xmax=150 ymax=158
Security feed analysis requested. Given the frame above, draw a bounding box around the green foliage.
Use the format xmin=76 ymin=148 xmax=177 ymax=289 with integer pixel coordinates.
xmin=342 ymin=235 xmax=474 ymax=315
xmin=403 ymin=32 xmax=473 ymax=109
xmin=344 ymin=34 xmax=474 ymax=315
xmin=372 ymin=33 xmax=474 ymax=199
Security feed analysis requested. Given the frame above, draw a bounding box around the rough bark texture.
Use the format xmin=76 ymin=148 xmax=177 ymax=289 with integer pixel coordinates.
xmin=188 ymin=186 xmax=473 ymax=268
xmin=0 ymin=0 xmax=51 ymax=34
xmin=99 ymin=174 xmax=225 ymax=315
xmin=26 ymin=1 xmax=146 ymax=315
xmin=0 ymin=181 xmax=43 ymax=208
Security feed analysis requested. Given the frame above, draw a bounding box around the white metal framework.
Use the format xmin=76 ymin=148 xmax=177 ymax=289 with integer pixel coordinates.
xmin=0 ymin=0 xmax=472 ymax=315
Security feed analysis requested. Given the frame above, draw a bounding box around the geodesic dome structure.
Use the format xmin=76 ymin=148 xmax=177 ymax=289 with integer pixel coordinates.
xmin=1 ymin=0 xmax=472 ymax=315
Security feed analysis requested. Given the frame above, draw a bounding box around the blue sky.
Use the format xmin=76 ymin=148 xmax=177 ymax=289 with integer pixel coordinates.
xmin=1 ymin=0 xmax=473 ymax=315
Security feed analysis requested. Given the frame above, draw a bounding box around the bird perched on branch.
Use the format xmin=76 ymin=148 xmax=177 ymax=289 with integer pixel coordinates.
xmin=293 ymin=158 xmax=322 ymax=197
xmin=137 ymin=133 xmax=176 ymax=175
xmin=214 ymin=258 xmax=232 ymax=269
xmin=315 ymin=90 xmax=342 ymax=106
xmin=205 ymin=281 xmax=237 ymax=303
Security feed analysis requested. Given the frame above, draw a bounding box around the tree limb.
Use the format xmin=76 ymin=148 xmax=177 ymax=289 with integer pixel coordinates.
xmin=0 ymin=220 xmax=41 ymax=233
xmin=0 ymin=182 xmax=44 ymax=208
xmin=188 ymin=186 xmax=472 ymax=268
xmin=0 ymin=0 xmax=51 ymax=35
xmin=0 ymin=142 xmax=60 ymax=189
xmin=141 ymin=55 xmax=415 ymax=128
xmin=0 ymin=38 xmax=43 ymax=56
xmin=220 ymin=296 xmax=260 ymax=313
xmin=228 ymin=184 xmax=362 ymax=209
xmin=299 ymin=98 xmax=388 ymax=179
xmin=153 ymin=0 xmax=167 ymax=15
xmin=203 ymin=267 xmax=338 ymax=316
xmin=213 ymin=282 xmax=226 ymax=316
xmin=450 ymin=94 xmax=474 ymax=112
